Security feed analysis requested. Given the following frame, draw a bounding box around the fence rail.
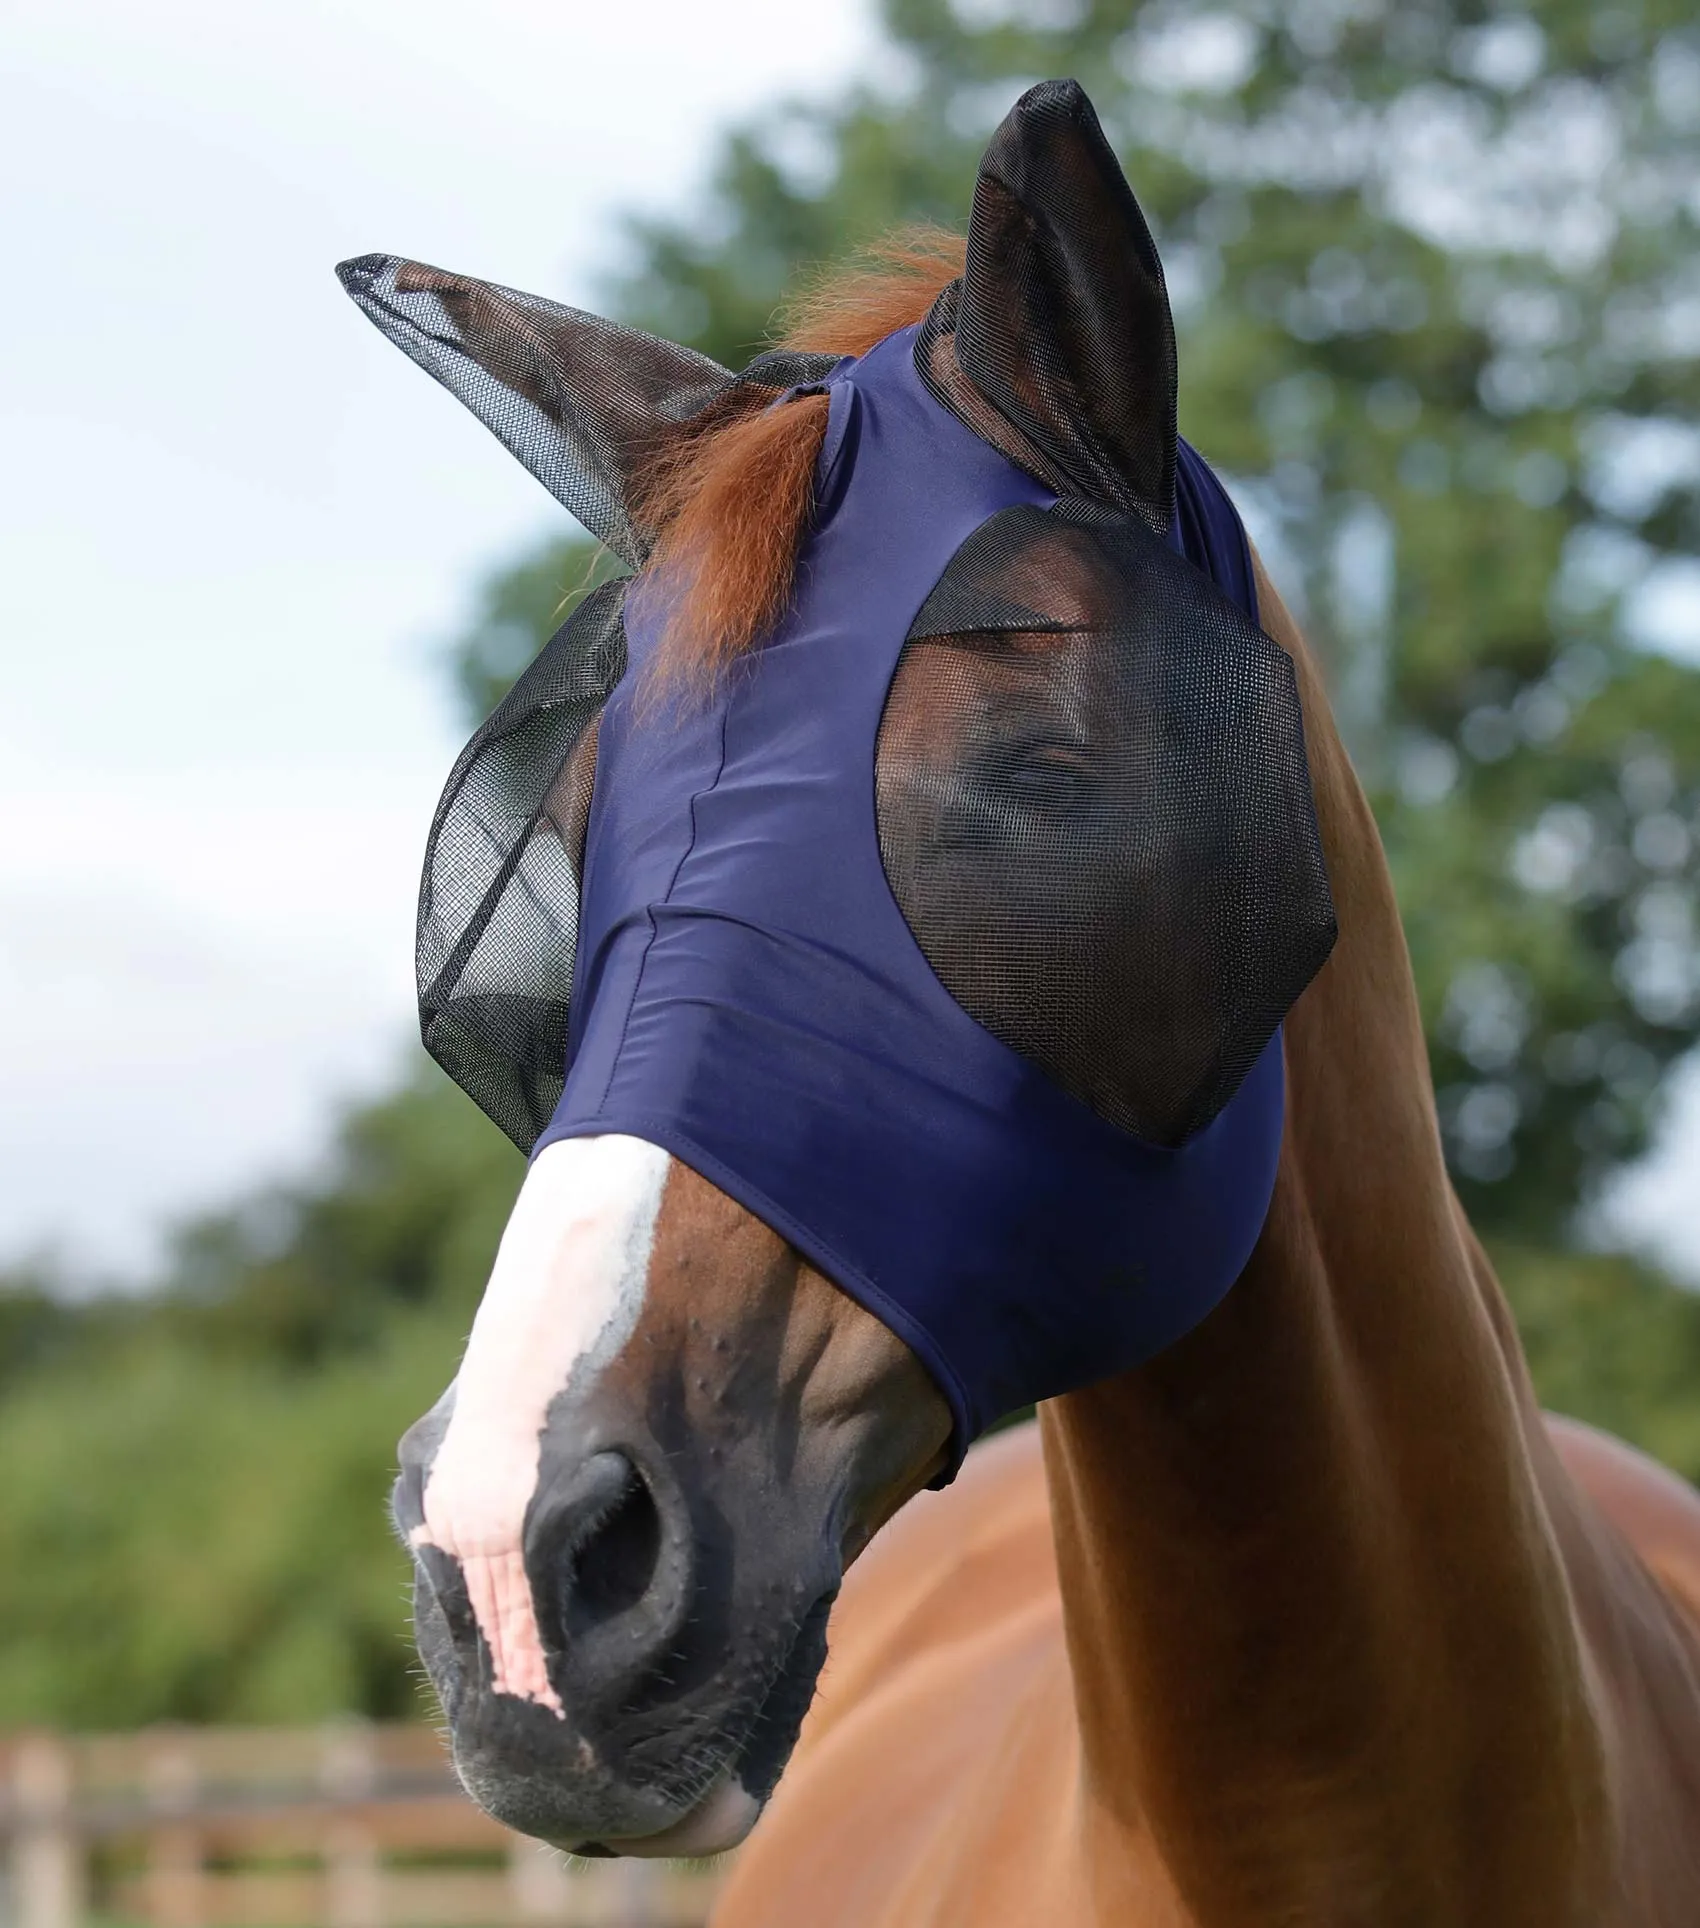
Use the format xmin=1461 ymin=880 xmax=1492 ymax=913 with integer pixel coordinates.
xmin=0 ymin=1727 xmax=724 ymax=1928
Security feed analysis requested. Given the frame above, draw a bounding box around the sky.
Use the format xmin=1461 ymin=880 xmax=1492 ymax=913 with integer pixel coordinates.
xmin=1 ymin=0 xmax=876 ymax=1277
xmin=3 ymin=0 xmax=1697 ymax=1284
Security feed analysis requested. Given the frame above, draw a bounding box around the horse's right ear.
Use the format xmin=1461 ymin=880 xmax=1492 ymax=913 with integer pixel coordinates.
xmin=338 ymin=256 xmax=765 ymax=569
xmin=936 ymin=80 xmax=1178 ymax=532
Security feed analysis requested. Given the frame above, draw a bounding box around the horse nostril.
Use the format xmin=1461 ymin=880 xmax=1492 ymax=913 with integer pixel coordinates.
xmin=533 ymin=1451 xmax=665 ymax=1643
xmin=567 ymin=1472 xmax=662 ymax=1635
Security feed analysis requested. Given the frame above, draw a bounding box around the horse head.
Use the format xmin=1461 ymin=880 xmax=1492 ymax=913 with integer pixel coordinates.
xmin=344 ymin=80 xmax=1335 ymax=1856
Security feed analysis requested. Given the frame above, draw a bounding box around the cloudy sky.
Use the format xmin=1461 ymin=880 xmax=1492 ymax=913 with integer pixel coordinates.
xmin=3 ymin=0 xmax=1697 ymax=1282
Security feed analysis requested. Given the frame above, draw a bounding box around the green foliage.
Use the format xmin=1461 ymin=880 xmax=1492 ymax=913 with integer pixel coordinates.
xmin=0 ymin=1271 xmax=95 ymax=1395
xmin=2 ymin=1124 xmax=1694 ymax=1730
xmin=1498 ymin=1244 xmax=1700 ymax=1482
xmin=157 ymin=1072 xmax=519 ymax=1370
xmin=0 ymin=1301 xmax=453 ymax=1725
xmin=451 ymin=541 xmax=626 ymax=722
xmin=0 ymin=1075 xmax=523 ymax=1727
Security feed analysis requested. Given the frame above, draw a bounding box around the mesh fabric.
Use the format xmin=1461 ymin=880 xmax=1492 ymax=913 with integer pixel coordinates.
xmin=337 ymin=254 xmax=840 ymax=568
xmin=914 ymin=80 xmax=1177 ymax=533
xmin=418 ymin=578 xmax=628 ymax=1148
xmin=876 ymin=502 xmax=1334 ymax=1147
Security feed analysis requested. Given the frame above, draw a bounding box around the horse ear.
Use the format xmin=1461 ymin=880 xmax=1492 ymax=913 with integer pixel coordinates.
xmin=337 ymin=255 xmax=739 ymax=569
xmin=944 ymin=80 xmax=1177 ymax=531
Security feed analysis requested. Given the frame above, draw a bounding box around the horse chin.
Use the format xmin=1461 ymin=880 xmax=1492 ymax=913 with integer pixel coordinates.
xmin=423 ymin=1558 xmax=834 ymax=1856
xmin=557 ymin=1582 xmax=834 ymax=1857
xmin=578 ymin=1775 xmax=764 ymax=1859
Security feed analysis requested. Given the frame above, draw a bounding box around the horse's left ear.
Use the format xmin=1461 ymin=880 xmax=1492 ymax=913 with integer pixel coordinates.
xmin=933 ymin=79 xmax=1177 ymax=532
xmin=338 ymin=256 xmax=834 ymax=569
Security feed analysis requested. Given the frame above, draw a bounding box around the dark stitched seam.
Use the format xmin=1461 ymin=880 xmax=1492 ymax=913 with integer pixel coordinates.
xmin=596 ymin=705 xmax=732 ymax=1111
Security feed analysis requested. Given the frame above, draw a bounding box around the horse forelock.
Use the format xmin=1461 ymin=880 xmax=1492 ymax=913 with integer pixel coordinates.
xmin=635 ymin=230 xmax=968 ymax=694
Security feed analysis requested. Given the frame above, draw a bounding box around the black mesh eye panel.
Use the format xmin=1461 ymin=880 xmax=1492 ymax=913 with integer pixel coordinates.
xmin=418 ymin=578 xmax=628 ymax=1150
xmin=877 ymin=503 xmax=1335 ymax=1148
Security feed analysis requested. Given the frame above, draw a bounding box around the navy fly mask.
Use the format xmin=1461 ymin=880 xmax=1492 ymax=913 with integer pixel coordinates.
xmin=340 ymin=81 xmax=1336 ymax=1468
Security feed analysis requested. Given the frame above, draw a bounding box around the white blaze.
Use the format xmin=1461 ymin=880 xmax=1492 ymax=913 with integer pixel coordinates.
xmin=412 ymin=1134 xmax=672 ymax=1717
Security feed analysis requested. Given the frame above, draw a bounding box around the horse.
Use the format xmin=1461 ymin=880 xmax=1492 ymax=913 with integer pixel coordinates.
xmin=343 ymin=80 xmax=1700 ymax=1925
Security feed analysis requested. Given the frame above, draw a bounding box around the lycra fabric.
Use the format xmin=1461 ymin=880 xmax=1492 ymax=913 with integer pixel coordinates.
xmin=531 ymin=325 xmax=1325 ymax=1465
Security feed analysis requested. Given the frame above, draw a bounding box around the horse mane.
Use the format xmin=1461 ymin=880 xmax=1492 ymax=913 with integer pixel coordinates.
xmin=636 ymin=227 xmax=966 ymax=691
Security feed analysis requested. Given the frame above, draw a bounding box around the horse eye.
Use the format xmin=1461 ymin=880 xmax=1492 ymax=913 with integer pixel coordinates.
xmin=1003 ymin=744 xmax=1091 ymax=810
xmin=934 ymin=740 xmax=1094 ymax=849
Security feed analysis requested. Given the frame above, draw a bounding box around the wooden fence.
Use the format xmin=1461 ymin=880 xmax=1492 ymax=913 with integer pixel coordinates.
xmin=0 ymin=1727 xmax=725 ymax=1928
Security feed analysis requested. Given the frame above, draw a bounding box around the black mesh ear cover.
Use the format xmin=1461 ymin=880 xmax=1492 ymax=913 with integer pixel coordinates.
xmin=341 ymin=252 xmax=846 ymax=1141
xmin=915 ymin=79 xmax=1177 ymax=532
xmin=337 ymin=255 xmax=841 ymax=568
xmin=876 ymin=503 xmax=1336 ymax=1148
xmin=417 ymin=580 xmax=629 ymax=1149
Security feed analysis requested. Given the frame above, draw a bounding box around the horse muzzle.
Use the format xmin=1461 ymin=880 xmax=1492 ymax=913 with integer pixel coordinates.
xmin=393 ymin=1395 xmax=840 ymax=1854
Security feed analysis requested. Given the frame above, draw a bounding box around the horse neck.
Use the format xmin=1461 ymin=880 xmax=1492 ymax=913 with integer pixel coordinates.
xmin=1039 ymin=563 xmax=1612 ymax=1926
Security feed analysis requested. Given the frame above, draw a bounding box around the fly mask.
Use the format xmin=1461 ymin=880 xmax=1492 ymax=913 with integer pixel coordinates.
xmin=340 ymin=79 xmax=1337 ymax=1468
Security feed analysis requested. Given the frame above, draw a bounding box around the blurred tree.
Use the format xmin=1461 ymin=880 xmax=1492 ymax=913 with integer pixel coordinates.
xmin=159 ymin=1070 xmax=518 ymax=1370
xmin=0 ymin=1293 xmax=460 ymax=1724
xmin=4 ymin=1206 xmax=1700 ymax=1725
xmin=0 ymin=1076 xmax=520 ymax=1726
xmin=449 ymin=541 xmax=626 ymax=723
xmin=457 ymin=0 xmax=1700 ymax=1243
xmin=1499 ymin=1244 xmax=1700 ymax=1477
xmin=0 ymin=1267 xmax=103 ymax=1394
